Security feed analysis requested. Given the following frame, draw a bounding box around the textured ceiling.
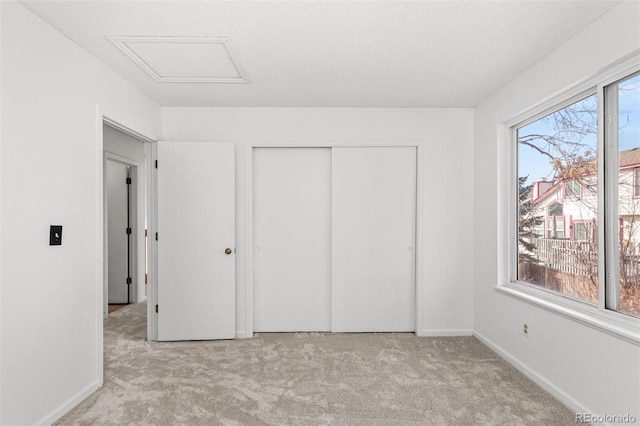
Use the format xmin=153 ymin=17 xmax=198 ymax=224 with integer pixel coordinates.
xmin=20 ymin=1 xmax=620 ymax=107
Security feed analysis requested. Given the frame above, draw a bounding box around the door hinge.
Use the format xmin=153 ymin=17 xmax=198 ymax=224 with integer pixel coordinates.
xmin=126 ymin=227 xmax=132 ymax=235
xmin=155 ymin=160 xmax=158 ymax=169
xmin=145 ymin=273 xmax=148 ymax=284
xmin=126 ymin=177 xmax=132 ymax=185
xmin=126 ymin=277 xmax=132 ymax=285
xmin=155 ymin=304 xmax=159 ymax=313
xmin=155 ymin=232 xmax=158 ymax=241
xmin=145 ymin=229 xmax=148 ymax=237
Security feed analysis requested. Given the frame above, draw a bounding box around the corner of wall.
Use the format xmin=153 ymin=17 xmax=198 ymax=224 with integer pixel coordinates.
xmin=473 ymin=331 xmax=590 ymax=415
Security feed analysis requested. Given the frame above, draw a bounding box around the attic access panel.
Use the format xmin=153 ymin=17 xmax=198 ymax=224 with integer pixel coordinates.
xmin=108 ymin=36 xmax=249 ymax=83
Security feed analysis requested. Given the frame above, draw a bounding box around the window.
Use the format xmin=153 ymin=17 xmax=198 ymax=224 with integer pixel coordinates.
xmin=514 ymin=69 xmax=640 ymax=319
xmin=566 ymin=180 xmax=581 ymax=198
xmin=573 ymin=222 xmax=592 ymax=242
xmin=610 ymin=72 xmax=640 ymax=317
xmin=548 ymin=202 xmax=563 ymax=217
xmin=546 ymin=217 xmax=565 ymax=239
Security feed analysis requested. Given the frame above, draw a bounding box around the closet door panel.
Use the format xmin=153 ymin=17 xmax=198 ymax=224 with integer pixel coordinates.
xmin=332 ymin=147 xmax=416 ymax=332
xmin=253 ymin=148 xmax=332 ymax=331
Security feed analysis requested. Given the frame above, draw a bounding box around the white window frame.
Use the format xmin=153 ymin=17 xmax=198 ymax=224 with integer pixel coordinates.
xmin=497 ymin=54 xmax=640 ymax=345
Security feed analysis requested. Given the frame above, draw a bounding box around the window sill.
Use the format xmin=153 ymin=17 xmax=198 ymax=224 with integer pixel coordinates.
xmin=495 ymin=283 xmax=640 ymax=345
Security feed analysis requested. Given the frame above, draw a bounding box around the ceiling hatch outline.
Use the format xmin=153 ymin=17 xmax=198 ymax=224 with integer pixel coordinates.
xmin=108 ymin=36 xmax=250 ymax=83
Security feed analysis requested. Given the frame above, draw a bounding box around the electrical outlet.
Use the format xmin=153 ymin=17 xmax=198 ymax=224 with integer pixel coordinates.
xmin=523 ymin=323 xmax=529 ymax=337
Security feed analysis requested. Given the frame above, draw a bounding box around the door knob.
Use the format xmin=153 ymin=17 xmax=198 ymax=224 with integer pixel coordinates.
xmin=225 ymin=248 xmax=233 ymax=255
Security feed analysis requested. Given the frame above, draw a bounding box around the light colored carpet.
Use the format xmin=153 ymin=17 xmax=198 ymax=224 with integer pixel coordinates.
xmin=56 ymin=302 xmax=575 ymax=425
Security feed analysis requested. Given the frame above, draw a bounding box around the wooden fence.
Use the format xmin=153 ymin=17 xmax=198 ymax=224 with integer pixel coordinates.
xmin=620 ymin=241 xmax=640 ymax=285
xmin=535 ymin=238 xmax=640 ymax=284
xmin=518 ymin=261 xmax=598 ymax=303
xmin=536 ymin=239 xmax=597 ymax=276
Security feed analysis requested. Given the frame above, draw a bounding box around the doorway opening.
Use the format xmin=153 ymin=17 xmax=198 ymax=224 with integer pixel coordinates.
xmin=105 ymin=159 xmax=134 ymax=313
xmin=103 ymin=122 xmax=151 ymax=321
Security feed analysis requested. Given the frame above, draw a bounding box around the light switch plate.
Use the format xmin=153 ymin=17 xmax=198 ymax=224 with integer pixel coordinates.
xmin=50 ymin=225 xmax=62 ymax=246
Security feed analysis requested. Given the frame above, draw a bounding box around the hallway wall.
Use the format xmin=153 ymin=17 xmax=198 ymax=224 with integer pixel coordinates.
xmin=0 ymin=2 xmax=161 ymax=424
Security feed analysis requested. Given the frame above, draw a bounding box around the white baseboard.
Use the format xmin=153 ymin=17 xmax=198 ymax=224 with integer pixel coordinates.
xmin=418 ymin=329 xmax=474 ymax=337
xmin=473 ymin=331 xmax=593 ymax=419
xmin=34 ymin=380 xmax=100 ymax=426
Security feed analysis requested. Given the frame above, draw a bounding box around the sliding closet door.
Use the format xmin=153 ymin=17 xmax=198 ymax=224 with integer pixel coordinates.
xmin=332 ymin=147 xmax=416 ymax=332
xmin=253 ymin=148 xmax=332 ymax=331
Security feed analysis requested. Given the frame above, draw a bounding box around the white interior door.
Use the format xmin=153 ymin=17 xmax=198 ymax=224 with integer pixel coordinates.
xmin=331 ymin=147 xmax=416 ymax=332
xmin=157 ymin=141 xmax=235 ymax=341
xmin=253 ymin=148 xmax=332 ymax=331
xmin=107 ymin=160 xmax=130 ymax=304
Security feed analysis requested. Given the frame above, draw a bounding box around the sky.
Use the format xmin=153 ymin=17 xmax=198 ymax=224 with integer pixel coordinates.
xmin=518 ymin=73 xmax=640 ymax=186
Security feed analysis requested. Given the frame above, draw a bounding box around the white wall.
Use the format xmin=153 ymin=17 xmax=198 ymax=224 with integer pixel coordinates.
xmin=162 ymin=107 xmax=475 ymax=337
xmin=473 ymin=1 xmax=640 ymax=420
xmin=0 ymin=2 xmax=161 ymax=425
xmin=0 ymin=1 xmax=4 ymax=422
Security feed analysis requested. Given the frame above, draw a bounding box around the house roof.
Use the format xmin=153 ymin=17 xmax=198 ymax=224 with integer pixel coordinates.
xmin=620 ymin=147 xmax=640 ymax=168
xmin=532 ymin=148 xmax=640 ymax=204
xmin=533 ymin=181 xmax=563 ymax=204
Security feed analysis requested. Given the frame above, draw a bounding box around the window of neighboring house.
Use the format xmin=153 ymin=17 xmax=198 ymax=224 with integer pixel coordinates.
xmin=566 ymin=180 xmax=581 ymax=198
xmin=545 ymin=217 xmax=565 ymax=239
xmin=573 ymin=222 xmax=592 ymax=241
xmin=513 ymin=67 xmax=640 ymax=319
xmin=533 ymin=222 xmax=544 ymax=247
xmin=548 ymin=202 xmax=563 ymax=217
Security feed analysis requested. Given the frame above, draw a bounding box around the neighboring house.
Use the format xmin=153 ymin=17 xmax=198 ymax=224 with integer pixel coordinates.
xmin=530 ymin=147 xmax=640 ymax=246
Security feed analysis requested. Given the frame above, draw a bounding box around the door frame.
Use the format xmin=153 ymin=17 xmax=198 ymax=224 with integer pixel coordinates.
xmin=102 ymin=119 xmax=156 ymax=338
xmin=95 ymin=107 xmax=158 ymax=385
xmin=245 ymin=141 xmax=425 ymax=338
